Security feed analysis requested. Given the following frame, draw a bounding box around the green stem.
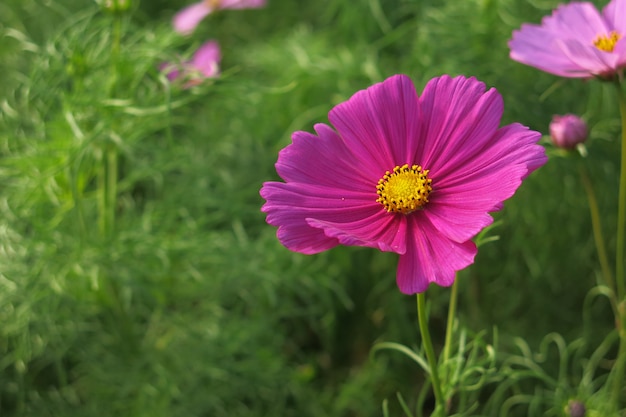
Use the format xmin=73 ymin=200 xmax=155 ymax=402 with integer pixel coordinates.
xmin=98 ymin=154 xmax=107 ymax=236
xmin=105 ymin=145 xmax=117 ymax=237
xmin=610 ymin=80 xmax=626 ymax=411
xmin=442 ymin=278 xmax=458 ymax=364
xmin=69 ymin=156 xmax=86 ymax=242
xmin=578 ymin=163 xmax=616 ymax=308
xmin=609 ymin=311 xmax=626 ymax=412
xmin=108 ymin=14 xmax=122 ymax=96
xmin=100 ymin=12 xmax=122 ymax=238
xmin=615 ymin=80 xmax=626 ymax=304
xmin=417 ymin=293 xmax=445 ymax=416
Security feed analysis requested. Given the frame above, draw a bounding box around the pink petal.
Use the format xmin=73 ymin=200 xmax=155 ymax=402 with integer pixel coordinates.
xmin=191 ymin=40 xmax=221 ymax=77
xmin=416 ymin=75 xmax=503 ymax=178
xmin=509 ymin=25 xmax=593 ymax=77
xmin=276 ymin=211 xmax=339 ymax=254
xmin=423 ymin=205 xmax=495 ymax=243
xmin=546 ymin=2 xmax=610 ymax=40
xmin=260 ymin=181 xmax=397 ymax=253
xmin=604 ymin=0 xmax=626 ymax=34
xmin=220 ymin=0 xmax=267 ymax=9
xmin=275 ymin=124 xmax=373 ymax=189
xmin=613 ymin=38 xmax=626 ymax=68
xmin=173 ymin=2 xmax=213 ymax=35
xmin=307 ymin=212 xmax=408 ymax=254
xmin=328 ymin=74 xmax=421 ymax=175
xmin=557 ymin=38 xmax=621 ymax=75
xmin=396 ymin=217 xmax=477 ymax=294
xmin=425 ymin=123 xmax=545 ymax=242
xmin=438 ymin=123 xmax=545 ymax=188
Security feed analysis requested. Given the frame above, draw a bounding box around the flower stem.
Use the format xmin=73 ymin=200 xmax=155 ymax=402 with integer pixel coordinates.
xmin=417 ymin=292 xmax=445 ymax=415
xmin=578 ymin=163 xmax=616 ymax=310
xmin=442 ymin=278 xmax=458 ymax=364
xmin=610 ymin=80 xmax=626 ymax=411
xmin=615 ymin=80 xmax=626 ymax=308
xmin=98 ymin=155 xmax=107 ymax=236
xmin=105 ymin=144 xmax=117 ymax=237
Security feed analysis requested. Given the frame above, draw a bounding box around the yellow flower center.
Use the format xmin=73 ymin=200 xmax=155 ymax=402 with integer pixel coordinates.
xmin=593 ymin=31 xmax=622 ymax=52
xmin=376 ymin=164 xmax=432 ymax=214
xmin=205 ymin=0 xmax=222 ymax=8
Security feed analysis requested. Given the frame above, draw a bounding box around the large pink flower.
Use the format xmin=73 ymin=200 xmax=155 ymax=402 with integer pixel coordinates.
xmin=173 ymin=0 xmax=267 ymax=35
xmin=509 ymin=0 xmax=626 ymax=78
xmin=260 ymin=75 xmax=547 ymax=294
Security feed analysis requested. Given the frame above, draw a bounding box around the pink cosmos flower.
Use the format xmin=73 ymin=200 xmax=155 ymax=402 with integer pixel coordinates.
xmin=173 ymin=0 xmax=267 ymax=35
xmin=509 ymin=0 xmax=626 ymax=78
xmin=549 ymin=114 xmax=589 ymax=149
xmin=260 ymin=75 xmax=547 ymax=294
xmin=161 ymin=40 xmax=221 ymax=88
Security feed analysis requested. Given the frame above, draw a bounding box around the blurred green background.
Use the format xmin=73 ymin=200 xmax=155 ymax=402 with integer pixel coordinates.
xmin=0 ymin=0 xmax=621 ymax=415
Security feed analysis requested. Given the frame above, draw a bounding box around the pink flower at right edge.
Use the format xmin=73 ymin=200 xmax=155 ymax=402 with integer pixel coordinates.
xmin=161 ymin=40 xmax=221 ymax=88
xmin=173 ymin=0 xmax=267 ymax=35
xmin=509 ymin=0 xmax=626 ymax=78
xmin=260 ymin=74 xmax=547 ymax=294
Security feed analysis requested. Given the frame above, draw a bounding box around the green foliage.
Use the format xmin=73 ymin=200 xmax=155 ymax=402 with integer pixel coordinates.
xmin=0 ymin=0 xmax=624 ymax=416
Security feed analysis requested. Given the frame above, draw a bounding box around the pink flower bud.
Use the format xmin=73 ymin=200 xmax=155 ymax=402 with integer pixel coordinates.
xmin=549 ymin=114 xmax=588 ymax=149
xmin=566 ymin=400 xmax=586 ymax=417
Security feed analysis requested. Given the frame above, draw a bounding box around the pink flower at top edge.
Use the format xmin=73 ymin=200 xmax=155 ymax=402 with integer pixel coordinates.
xmin=260 ymin=74 xmax=547 ymax=294
xmin=509 ymin=0 xmax=626 ymax=79
xmin=161 ymin=40 xmax=221 ymax=88
xmin=173 ymin=0 xmax=267 ymax=35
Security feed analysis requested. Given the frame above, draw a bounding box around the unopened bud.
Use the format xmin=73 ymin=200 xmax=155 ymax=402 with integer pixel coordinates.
xmin=566 ymin=399 xmax=586 ymax=417
xmin=549 ymin=114 xmax=588 ymax=149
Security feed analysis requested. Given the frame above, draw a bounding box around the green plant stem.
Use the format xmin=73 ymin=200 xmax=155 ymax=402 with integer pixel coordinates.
xmin=97 ymin=145 xmax=118 ymax=238
xmin=105 ymin=144 xmax=117 ymax=237
xmin=610 ymin=80 xmax=626 ymax=411
xmin=417 ymin=293 xmax=445 ymax=416
xmin=610 ymin=311 xmax=626 ymax=411
xmin=442 ymin=278 xmax=458 ymax=363
xmin=70 ymin=160 xmax=86 ymax=242
xmin=616 ymin=80 xmax=626 ymax=307
xmin=98 ymin=155 xmax=107 ymax=236
xmin=100 ymin=13 xmax=122 ymax=238
xmin=108 ymin=14 xmax=122 ymax=96
xmin=578 ymin=163 xmax=616 ymax=308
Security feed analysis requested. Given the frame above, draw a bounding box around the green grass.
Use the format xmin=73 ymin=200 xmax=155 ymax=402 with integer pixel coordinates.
xmin=0 ymin=0 xmax=623 ymax=416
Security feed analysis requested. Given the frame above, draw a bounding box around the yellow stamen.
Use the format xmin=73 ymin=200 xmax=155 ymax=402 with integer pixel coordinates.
xmin=594 ymin=31 xmax=622 ymax=52
xmin=376 ymin=164 xmax=432 ymax=214
xmin=205 ymin=0 xmax=222 ymax=8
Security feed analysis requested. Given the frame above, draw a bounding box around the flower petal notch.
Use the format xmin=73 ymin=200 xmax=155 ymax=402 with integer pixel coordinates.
xmin=509 ymin=0 xmax=626 ymax=79
xmin=260 ymin=75 xmax=547 ymax=294
xmin=173 ymin=0 xmax=267 ymax=35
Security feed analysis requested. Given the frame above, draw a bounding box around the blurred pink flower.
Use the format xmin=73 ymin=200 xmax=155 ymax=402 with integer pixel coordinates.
xmin=550 ymin=114 xmax=589 ymax=149
xmin=161 ymin=40 xmax=221 ymax=87
xmin=509 ymin=0 xmax=626 ymax=78
xmin=260 ymin=75 xmax=547 ymax=294
xmin=174 ymin=0 xmax=267 ymax=35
